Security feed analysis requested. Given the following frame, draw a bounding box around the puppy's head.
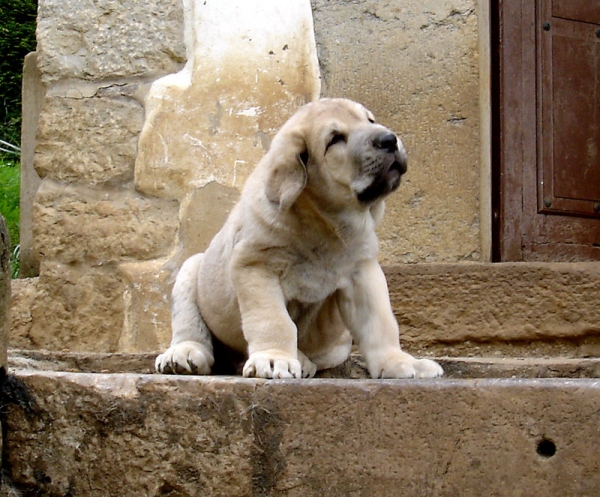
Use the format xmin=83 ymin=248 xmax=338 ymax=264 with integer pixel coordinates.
xmin=264 ymin=98 xmax=407 ymax=211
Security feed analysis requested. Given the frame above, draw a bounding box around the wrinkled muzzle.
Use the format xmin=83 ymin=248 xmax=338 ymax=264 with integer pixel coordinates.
xmin=356 ymin=130 xmax=407 ymax=204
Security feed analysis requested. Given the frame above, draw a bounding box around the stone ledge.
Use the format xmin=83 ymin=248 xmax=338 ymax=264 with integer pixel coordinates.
xmin=8 ymin=350 xmax=600 ymax=379
xmin=3 ymin=369 xmax=600 ymax=496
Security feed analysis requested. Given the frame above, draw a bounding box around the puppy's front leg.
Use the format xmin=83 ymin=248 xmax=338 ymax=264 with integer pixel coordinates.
xmin=336 ymin=259 xmax=443 ymax=379
xmin=232 ymin=264 xmax=301 ymax=379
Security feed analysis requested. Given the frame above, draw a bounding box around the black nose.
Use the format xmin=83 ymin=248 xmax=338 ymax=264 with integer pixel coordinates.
xmin=373 ymin=132 xmax=398 ymax=152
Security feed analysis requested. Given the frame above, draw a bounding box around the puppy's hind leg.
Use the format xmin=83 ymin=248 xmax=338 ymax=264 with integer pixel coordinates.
xmin=156 ymin=253 xmax=215 ymax=375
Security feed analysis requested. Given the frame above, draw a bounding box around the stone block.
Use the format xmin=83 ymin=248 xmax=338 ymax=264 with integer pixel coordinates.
xmin=0 ymin=216 xmax=10 ymax=369
xmin=135 ymin=0 xmax=320 ymax=200
xmin=7 ymin=278 xmax=40 ymax=350
xmin=177 ymin=181 xmax=240 ymax=263
xmin=20 ymin=52 xmax=44 ymax=277
xmin=312 ymin=0 xmax=481 ymax=263
xmin=387 ymin=262 xmax=600 ymax=357
xmin=118 ymin=260 xmax=174 ymax=353
xmin=11 ymin=261 xmax=600 ymax=357
xmin=36 ymin=0 xmax=185 ymax=84
xmin=34 ymin=95 xmax=144 ymax=186
xmin=4 ymin=372 xmax=600 ymax=495
xmin=33 ymin=180 xmax=179 ymax=265
xmin=25 ymin=261 xmax=127 ymax=353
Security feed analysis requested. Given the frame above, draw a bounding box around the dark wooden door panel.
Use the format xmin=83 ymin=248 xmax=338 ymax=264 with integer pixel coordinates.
xmin=493 ymin=0 xmax=600 ymax=261
xmin=539 ymin=15 xmax=600 ymax=218
xmin=552 ymin=0 xmax=600 ymax=25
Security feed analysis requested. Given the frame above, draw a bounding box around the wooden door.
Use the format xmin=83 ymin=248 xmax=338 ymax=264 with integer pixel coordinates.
xmin=492 ymin=0 xmax=600 ymax=261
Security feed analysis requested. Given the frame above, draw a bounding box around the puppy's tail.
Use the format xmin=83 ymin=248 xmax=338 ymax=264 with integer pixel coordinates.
xmin=170 ymin=253 xmax=214 ymax=361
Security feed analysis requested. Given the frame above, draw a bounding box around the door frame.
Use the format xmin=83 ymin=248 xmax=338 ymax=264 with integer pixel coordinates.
xmin=491 ymin=0 xmax=538 ymax=261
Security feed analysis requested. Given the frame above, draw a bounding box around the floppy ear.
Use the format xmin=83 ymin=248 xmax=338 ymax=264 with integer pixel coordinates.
xmin=264 ymin=133 xmax=308 ymax=211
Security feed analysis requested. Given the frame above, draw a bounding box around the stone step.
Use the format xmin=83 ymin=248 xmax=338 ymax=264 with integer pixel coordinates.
xmin=5 ymin=262 xmax=600 ymax=494
xmin=3 ymin=363 xmax=600 ymax=496
xmin=384 ymin=262 xmax=600 ymax=358
xmin=8 ymin=349 xmax=600 ymax=379
xmin=10 ymin=262 xmax=600 ymax=359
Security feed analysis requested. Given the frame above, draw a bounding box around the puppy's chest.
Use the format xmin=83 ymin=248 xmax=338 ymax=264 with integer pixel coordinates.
xmin=281 ymin=243 xmax=370 ymax=303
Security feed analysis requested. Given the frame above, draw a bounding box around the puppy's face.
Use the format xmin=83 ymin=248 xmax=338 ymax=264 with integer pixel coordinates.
xmin=264 ymin=98 xmax=407 ymax=212
xmin=303 ymin=99 xmax=407 ymax=208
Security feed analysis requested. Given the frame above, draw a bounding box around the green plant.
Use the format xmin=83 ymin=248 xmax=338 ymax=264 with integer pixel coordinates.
xmin=0 ymin=0 xmax=38 ymax=150
xmin=0 ymin=0 xmax=37 ymax=277
xmin=0 ymin=155 xmax=21 ymax=277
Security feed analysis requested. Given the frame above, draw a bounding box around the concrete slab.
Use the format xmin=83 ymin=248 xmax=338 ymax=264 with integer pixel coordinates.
xmin=3 ymin=369 xmax=600 ymax=496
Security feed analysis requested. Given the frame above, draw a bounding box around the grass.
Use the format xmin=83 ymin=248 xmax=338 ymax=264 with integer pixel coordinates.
xmin=0 ymin=152 xmax=21 ymax=278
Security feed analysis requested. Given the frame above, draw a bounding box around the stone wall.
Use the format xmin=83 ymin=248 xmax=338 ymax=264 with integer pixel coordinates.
xmin=313 ymin=0 xmax=481 ymax=263
xmin=13 ymin=0 xmax=481 ymax=353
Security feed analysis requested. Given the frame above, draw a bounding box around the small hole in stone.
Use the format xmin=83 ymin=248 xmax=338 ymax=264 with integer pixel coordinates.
xmin=537 ymin=438 xmax=556 ymax=458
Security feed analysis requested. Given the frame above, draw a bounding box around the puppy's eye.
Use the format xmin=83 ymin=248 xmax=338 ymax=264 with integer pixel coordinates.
xmin=326 ymin=133 xmax=346 ymax=152
xmin=368 ymin=117 xmax=375 ymax=124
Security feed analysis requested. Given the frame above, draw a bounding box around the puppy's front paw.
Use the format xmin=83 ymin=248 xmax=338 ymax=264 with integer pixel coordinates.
xmin=243 ymin=351 xmax=302 ymax=379
xmin=375 ymin=352 xmax=444 ymax=379
xmin=412 ymin=358 xmax=444 ymax=378
xmin=155 ymin=341 xmax=213 ymax=375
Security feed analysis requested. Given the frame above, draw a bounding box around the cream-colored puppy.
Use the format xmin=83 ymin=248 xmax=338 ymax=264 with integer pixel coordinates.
xmin=156 ymin=98 xmax=443 ymax=379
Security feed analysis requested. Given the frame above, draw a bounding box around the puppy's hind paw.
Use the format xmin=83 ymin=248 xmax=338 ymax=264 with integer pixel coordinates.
xmin=155 ymin=341 xmax=214 ymax=375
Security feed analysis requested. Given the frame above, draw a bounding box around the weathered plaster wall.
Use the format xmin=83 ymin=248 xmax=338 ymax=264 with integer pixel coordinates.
xmin=12 ymin=0 xmax=481 ymax=353
xmin=136 ymin=1 xmax=320 ymax=201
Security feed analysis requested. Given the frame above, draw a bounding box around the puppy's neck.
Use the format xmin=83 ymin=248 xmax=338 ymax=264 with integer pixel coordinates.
xmin=291 ymin=192 xmax=374 ymax=245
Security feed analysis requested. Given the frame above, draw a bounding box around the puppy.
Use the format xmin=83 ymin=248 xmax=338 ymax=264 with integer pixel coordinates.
xmin=156 ymin=98 xmax=443 ymax=379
